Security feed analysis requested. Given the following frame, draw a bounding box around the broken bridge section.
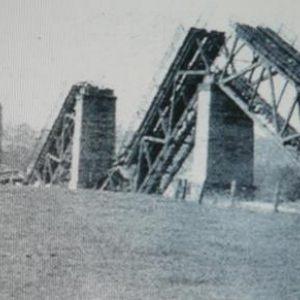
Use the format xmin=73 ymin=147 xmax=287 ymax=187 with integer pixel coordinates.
xmin=101 ymin=28 xmax=225 ymax=194
xmin=192 ymin=23 xmax=300 ymax=194
xmin=104 ymin=23 xmax=300 ymax=196
xmin=218 ymin=23 xmax=300 ymax=170
xmin=26 ymin=83 xmax=116 ymax=189
xmin=27 ymin=23 xmax=300 ymax=195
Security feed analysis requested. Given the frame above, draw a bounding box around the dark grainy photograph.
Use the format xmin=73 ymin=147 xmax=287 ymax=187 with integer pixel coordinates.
xmin=1 ymin=0 xmax=300 ymax=299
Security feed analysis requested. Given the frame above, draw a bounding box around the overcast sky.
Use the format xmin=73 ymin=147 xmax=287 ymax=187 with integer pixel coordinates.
xmin=0 ymin=0 xmax=299 ymax=130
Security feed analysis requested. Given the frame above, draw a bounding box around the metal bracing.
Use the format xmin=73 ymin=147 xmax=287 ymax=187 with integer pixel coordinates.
xmin=27 ymin=107 xmax=75 ymax=186
xmin=27 ymin=22 xmax=300 ymax=196
xmin=218 ymin=23 xmax=300 ymax=167
xmin=25 ymin=22 xmax=300 ymax=195
xmin=26 ymin=83 xmax=91 ymax=186
xmin=100 ymin=23 xmax=300 ymax=195
xmin=101 ymin=28 xmax=225 ymax=194
xmin=137 ymin=89 xmax=199 ymax=193
xmin=27 ymin=84 xmax=116 ymax=189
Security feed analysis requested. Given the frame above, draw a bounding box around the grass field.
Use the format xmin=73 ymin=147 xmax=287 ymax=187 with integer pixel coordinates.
xmin=1 ymin=186 xmax=300 ymax=299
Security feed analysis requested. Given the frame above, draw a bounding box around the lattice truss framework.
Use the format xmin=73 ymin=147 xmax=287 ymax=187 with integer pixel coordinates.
xmin=103 ymin=23 xmax=300 ymax=194
xmin=27 ymin=23 xmax=300 ymax=192
xmin=102 ymin=29 xmax=225 ymax=193
xmin=27 ymin=85 xmax=83 ymax=186
xmin=218 ymin=24 xmax=300 ymax=166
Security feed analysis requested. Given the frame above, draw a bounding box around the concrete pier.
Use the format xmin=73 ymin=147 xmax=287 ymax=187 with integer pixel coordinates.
xmin=193 ymin=84 xmax=254 ymax=193
xmin=69 ymin=86 xmax=116 ymax=189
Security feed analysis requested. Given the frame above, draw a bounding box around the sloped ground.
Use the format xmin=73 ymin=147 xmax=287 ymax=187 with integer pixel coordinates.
xmin=0 ymin=187 xmax=300 ymax=300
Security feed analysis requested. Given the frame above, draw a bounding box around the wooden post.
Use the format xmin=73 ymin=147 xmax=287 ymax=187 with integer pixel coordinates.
xmin=9 ymin=173 xmax=13 ymax=186
xmin=175 ymin=179 xmax=182 ymax=199
xmin=134 ymin=142 xmax=144 ymax=192
xmin=198 ymin=181 xmax=206 ymax=204
xmin=230 ymin=180 xmax=237 ymax=207
xmin=274 ymin=179 xmax=281 ymax=213
xmin=182 ymin=179 xmax=188 ymax=200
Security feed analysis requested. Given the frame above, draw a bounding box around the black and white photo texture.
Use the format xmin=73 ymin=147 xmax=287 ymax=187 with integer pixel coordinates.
xmin=0 ymin=0 xmax=300 ymax=299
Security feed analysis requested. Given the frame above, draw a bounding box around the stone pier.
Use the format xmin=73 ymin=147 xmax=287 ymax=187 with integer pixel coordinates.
xmin=193 ymin=84 xmax=254 ymax=193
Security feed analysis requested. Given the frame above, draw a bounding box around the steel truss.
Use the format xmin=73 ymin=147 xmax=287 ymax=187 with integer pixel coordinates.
xmin=218 ymin=24 xmax=300 ymax=166
xmin=26 ymin=83 xmax=105 ymax=187
xmin=29 ymin=23 xmax=300 ymax=194
xmin=101 ymin=28 xmax=225 ymax=193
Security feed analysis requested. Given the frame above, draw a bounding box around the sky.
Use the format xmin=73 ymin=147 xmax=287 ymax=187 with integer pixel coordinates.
xmin=0 ymin=0 xmax=300 ymax=131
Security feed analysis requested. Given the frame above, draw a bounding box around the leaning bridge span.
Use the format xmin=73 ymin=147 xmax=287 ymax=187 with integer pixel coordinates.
xmin=26 ymin=23 xmax=300 ymax=195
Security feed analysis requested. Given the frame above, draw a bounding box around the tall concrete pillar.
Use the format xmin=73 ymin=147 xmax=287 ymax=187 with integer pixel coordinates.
xmin=193 ymin=84 xmax=254 ymax=192
xmin=69 ymin=85 xmax=116 ymax=189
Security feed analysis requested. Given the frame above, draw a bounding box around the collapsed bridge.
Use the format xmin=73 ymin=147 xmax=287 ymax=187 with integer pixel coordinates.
xmin=102 ymin=28 xmax=225 ymax=193
xmin=26 ymin=83 xmax=116 ymax=189
xmin=27 ymin=23 xmax=300 ymax=196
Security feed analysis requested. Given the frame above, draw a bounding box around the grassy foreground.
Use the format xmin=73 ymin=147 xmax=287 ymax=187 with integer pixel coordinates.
xmin=0 ymin=186 xmax=300 ymax=300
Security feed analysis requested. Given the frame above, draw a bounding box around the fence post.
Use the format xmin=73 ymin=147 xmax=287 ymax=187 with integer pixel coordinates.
xmin=198 ymin=181 xmax=206 ymax=204
xmin=230 ymin=180 xmax=237 ymax=207
xmin=274 ymin=180 xmax=281 ymax=213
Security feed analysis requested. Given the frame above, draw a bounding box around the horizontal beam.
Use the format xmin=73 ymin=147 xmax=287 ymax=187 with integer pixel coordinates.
xmin=220 ymin=62 xmax=260 ymax=85
xmin=143 ymin=136 xmax=166 ymax=144
xmin=282 ymin=133 xmax=300 ymax=144
xmin=176 ymin=70 xmax=208 ymax=77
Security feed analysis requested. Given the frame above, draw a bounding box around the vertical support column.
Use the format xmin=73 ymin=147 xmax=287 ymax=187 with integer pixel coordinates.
xmin=68 ymin=90 xmax=83 ymax=190
xmin=190 ymin=84 xmax=211 ymax=200
xmin=69 ymin=86 xmax=117 ymax=190
xmin=206 ymin=84 xmax=254 ymax=191
xmin=192 ymin=84 xmax=254 ymax=198
xmin=77 ymin=87 xmax=116 ymax=189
